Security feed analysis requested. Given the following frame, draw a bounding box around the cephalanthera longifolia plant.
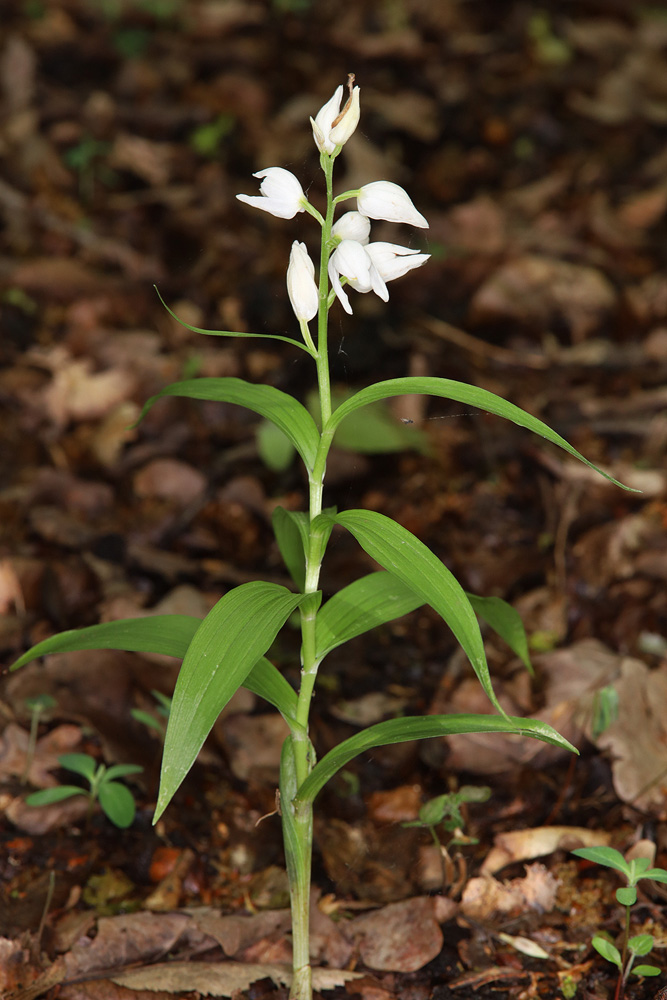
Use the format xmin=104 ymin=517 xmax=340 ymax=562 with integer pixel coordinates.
xmin=12 ymin=77 xmax=635 ymax=999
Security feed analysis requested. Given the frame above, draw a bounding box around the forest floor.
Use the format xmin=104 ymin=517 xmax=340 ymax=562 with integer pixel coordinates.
xmin=1 ymin=1 xmax=667 ymax=998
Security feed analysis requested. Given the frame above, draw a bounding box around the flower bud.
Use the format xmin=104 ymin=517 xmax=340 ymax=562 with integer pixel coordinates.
xmin=236 ymin=167 xmax=307 ymax=220
xmin=287 ymin=241 xmax=319 ymax=322
xmin=311 ymin=75 xmax=360 ymax=155
xmin=357 ymin=180 xmax=429 ymax=228
xmin=332 ymin=211 xmax=371 ymax=245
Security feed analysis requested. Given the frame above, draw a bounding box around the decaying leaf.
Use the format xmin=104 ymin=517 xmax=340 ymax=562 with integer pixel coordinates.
xmin=481 ymin=826 xmax=611 ymax=875
xmin=112 ymin=960 xmax=362 ymax=995
xmin=461 ymin=864 xmax=559 ymax=920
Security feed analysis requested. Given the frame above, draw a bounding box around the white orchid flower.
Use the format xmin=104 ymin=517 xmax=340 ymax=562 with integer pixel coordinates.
xmin=332 ymin=211 xmax=371 ymax=245
xmin=357 ymin=180 xmax=429 ymax=228
xmin=311 ymin=77 xmax=361 ymax=155
xmin=236 ymin=167 xmax=307 ymax=220
xmin=328 ymin=239 xmax=388 ymax=315
xmin=287 ymin=241 xmax=319 ymax=323
xmin=364 ymin=242 xmax=430 ymax=282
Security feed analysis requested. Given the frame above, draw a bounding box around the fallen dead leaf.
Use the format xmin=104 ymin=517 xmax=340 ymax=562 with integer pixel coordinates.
xmin=133 ymin=458 xmax=207 ymax=505
xmin=112 ymin=960 xmax=362 ymax=995
xmin=461 ymin=863 xmax=559 ymax=920
xmin=0 ymin=722 xmax=82 ymax=786
xmin=349 ymin=896 xmax=443 ymax=972
xmin=217 ymin=712 xmax=289 ymax=782
xmin=469 ymin=254 xmax=617 ymax=341
xmin=481 ymin=826 xmax=612 ymax=876
xmin=594 ymin=658 xmax=667 ymax=817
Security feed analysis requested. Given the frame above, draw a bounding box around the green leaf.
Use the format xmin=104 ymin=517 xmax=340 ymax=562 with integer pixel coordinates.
xmin=325 ymin=378 xmax=638 ymax=491
xmin=131 ymin=709 xmax=164 ymax=733
xmin=10 ymin=616 xmax=297 ymax=722
xmin=155 ymin=287 xmax=311 ymax=354
xmin=628 ymin=934 xmax=654 ymax=957
xmin=333 ymin=510 xmax=502 ymax=714
xmin=136 ymin=378 xmax=320 ymax=472
xmin=616 ymin=886 xmax=637 ymax=905
xmin=272 ymin=506 xmax=309 ymax=592
xmin=466 ymin=593 xmax=533 ymax=674
xmin=316 ymin=572 xmax=422 ymax=660
xmin=311 ymin=389 xmax=428 ymax=455
xmin=591 ymin=935 xmax=622 ymax=968
xmin=25 ymin=786 xmax=85 ymax=806
xmin=571 ymin=846 xmax=630 ymax=876
xmin=103 ymin=764 xmax=144 ymax=782
xmin=10 ymin=615 xmax=201 ymax=671
xmin=155 ymin=581 xmax=306 ymax=821
xmin=632 ymin=965 xmax=660 ymax=977
xmin=295 ymin=713 xmax=577 ymax=806
xmin=98 ymin=781 xmax=136 ymax=828
xmin=257 ymin=419 xmax=297 ymax=472
xmin=247 ymin=656 xmax=298 ymax=723
xmin=640 ymin=867 xmax=667 ymax=884
xmin=59 ymin=753 xmax=98 ymax=782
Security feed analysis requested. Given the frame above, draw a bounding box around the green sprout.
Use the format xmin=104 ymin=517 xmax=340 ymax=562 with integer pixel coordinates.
xmin=572 ymin=846 xmax=665 ymax=995
xmin=403 ymin=785 xmax=491 ymax=892
xmin=26 ymin=753 xmax=143 ymax=829
xmin=131 ymin=689 xmax=172 ymax=737
xmin=21 ymin=694 xmax=57 ymax=785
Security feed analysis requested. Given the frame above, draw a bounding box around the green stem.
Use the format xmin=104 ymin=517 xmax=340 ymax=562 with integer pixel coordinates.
xmin=285 ymin=150 xmax=340 ymax=1000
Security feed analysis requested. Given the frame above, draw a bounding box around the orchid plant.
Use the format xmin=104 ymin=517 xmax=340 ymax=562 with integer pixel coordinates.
xmin=12 ymin=78 xmax=634 ymax=1000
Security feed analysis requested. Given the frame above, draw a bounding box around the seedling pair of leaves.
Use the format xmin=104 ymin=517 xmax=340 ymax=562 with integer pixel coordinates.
xmin=403 ymin=785 xmax=491 ymax=892
xmin=572 ymin=846 xmax=666 ymax=986
xmin=26 ymin=753 xmax=143 ymax=829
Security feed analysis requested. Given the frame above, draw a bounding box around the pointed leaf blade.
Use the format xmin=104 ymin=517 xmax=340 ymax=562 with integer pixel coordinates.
xmin=155 ymin=287 xmax=310 ymax=353
xmin=295 ymin=714 xmax=577 ymax=806
xmin=137 ymin=378 xmax=320 ymax=471
xmin=466 ymin=593 xmax=533 ymax=674
xmin=10 ymin=615 xmax=201 ymax=671
xmin=272 ymin=506 xmax=309 ymax=592
xmin=246 ymin=656 xmax=298 ymax=723
xmin=316 ymin=571 xmax=422 ymax=660
xmin=334 ymin=510 xmax=501 ymax=713
xmin=155 ymin=582 xmax=305 ymax=821
xmin=11 ymin=615 xmax=296 ymax=721
xmin=326 ymin=378 xmax=637 ymax=491
xmin=571 ymin=846 xmax=630 ymax=876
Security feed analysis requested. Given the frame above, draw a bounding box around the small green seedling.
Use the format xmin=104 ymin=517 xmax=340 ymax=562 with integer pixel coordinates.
xmin=572 ymin=846 xmax=666 ymax=996
xmin=21 ymin=694 xmax=57 ymax=785
xmin=403 ymin=785 xmax=490 ymax=892
xmin=26 ymin=753 xmax=143 ymax=829
xmin=131 ymin=689 xmax=172 ymax=737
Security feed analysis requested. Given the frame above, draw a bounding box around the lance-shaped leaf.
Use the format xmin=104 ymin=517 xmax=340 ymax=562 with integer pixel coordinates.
xmin=155 ymin=582 xmax=306 ymax=821
xmin=316 ymin=571 xmax=422 ymax=660
xmin=466 ymin=593 xmax=533 ymax=674
xmin=156 ymin=288 xmax=312 ymax=354
xmin=333 ymin=510 xmax=502 ymax=714
xmin=137 ymin=378 xmax=320 ymax=472
xmin=295 ymin=714 xmax=577 ymax=806
xmin=10 ymin=617 xmax=297 ymax=723
xmin=325 ymin=378 xmax=637 ymax=491
xmin=272 ymin=507 xmax=310 ymax=592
